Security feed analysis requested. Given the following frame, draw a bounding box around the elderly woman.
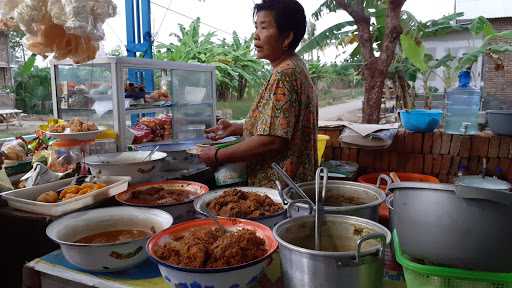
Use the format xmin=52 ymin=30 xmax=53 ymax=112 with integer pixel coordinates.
xmin=200 ymin=0 xmax=317 ymax=188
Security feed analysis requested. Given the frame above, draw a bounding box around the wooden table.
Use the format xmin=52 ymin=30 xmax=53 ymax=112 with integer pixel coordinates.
xmin=23 ymin=250 xmax=406 ymax=288
xmin=0 ymin=109 xmax=22 ymax=129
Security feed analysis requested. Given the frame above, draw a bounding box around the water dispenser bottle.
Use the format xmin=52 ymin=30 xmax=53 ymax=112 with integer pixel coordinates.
xmin=444 ymin=70 xmax=481 ymax=135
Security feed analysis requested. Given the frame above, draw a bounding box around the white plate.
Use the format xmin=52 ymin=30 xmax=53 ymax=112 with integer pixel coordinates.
xmin=1 ymin=176 xmax=131 ymax=216
xmin=46 ymin=127 xmax=105 ymax=141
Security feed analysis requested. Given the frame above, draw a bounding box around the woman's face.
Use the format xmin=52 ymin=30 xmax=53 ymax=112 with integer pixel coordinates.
xmin=254 ymin=11 xmax=287 ymax=62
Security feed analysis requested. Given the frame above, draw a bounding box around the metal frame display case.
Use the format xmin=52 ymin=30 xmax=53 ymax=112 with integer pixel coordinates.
xmin=50 ymin=57 xmax=216 ymax=151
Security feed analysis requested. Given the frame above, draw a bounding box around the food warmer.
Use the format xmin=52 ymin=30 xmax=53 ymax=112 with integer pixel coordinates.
xmin=49 ymin=57 xmax=217 ymax=152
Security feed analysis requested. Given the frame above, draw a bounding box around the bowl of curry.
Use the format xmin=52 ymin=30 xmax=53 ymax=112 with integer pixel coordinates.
xmin=46 ymin=206 xmax=173 ymax=272
xmin=116 ymin=180 xmax=209 ymax=223
xmin=193 ymin=187 xmax=286 ymax=228
xmin=147 ymin=217 xmax=278 ymax=288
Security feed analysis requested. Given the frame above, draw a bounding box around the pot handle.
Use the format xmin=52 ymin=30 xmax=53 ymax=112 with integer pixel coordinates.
xmin=376 ymin=174 xmax=393 ymax=194
xmin=355 ymin=233 xmax=386 ymax=263
xmin=454 ymin=184 xmax=512 ymax=205
xmin=275 ymin=180 xmax=288 ymax=205
xmin=385 ymin=194 xmax=394 ymax=210
xmin=287 ymin=199 xmax=313 ymax=218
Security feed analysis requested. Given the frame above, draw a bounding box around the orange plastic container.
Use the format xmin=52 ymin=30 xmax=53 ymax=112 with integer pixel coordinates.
xmin=357 ymin=172 xmax=440 ymax=226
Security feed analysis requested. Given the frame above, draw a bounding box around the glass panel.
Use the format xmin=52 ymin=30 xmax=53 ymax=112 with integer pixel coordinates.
xmin=55 ymin=63 xmax=114 ymax=129
xmin=171 ymin=70 xmax=212 ymax=104
xmin=171 ymin=70 xmax=214 ymax=141
xmin=121 ymin=68 xmax=171 ymax=109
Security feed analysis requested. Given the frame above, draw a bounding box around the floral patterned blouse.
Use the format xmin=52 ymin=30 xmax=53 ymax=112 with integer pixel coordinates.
xmin=243 ymin=54 xmax=318 ymax=188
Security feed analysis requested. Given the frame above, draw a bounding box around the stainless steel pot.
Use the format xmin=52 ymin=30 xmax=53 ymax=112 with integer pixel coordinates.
xmin=85 ymin=151 xmax=167 ymax=183
xmin=273 ymin=211 xmax=391 ymax=288
xmin=282 ymin=181 xmax=385 ymax=222
xmin=390 ymin=181 xmax=512 ymax=272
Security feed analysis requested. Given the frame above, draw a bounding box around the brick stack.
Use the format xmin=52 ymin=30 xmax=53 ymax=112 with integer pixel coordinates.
xmin=319 ymin=128 xmax=512 ymax=183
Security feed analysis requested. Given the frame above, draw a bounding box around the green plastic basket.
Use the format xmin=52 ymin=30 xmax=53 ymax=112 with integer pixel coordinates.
xmin=393 ymin=230 xmax=512 ymax=288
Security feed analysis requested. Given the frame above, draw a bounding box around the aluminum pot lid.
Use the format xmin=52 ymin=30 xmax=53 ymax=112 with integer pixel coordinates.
xmin=455 ymin=176 xmax=511 ymax=190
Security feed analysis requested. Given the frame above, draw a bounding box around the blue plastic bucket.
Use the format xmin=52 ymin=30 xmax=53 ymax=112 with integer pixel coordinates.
xmin=399 ymin=109 xmax=443 ymax=133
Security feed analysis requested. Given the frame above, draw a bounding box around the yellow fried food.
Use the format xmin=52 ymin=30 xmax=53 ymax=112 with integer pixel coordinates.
xmin=77 ymin=187 xmax=94 ymax=195
xmin=80 ymin=183 xmax=96 ymax=189
xmin=36 ymin=191 xmax=59 ymax=203
xmin=61 ymin=193 xmax=78 ymax=201
xmin=60 ymin=185 xmax=80 ymax=199
xmin=94 ymin=183 xmax=106 ymax=190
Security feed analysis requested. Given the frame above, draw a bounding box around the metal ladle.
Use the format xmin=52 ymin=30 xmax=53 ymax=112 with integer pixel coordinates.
xmin=272 ymin=162 xmax=314 ymax=207
xmin=315 ymin=167 xmax=328 ymax=251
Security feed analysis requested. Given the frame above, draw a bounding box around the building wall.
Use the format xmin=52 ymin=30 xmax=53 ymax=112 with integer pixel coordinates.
xmin=483 ymin=17 xmax=512 ymax=110
xmin=418 ymin=31 xmax=484 ymax=93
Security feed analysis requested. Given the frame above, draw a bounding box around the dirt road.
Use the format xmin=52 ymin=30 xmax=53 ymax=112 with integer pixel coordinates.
xmin=319 ymin=98 xmax=362 ymax=122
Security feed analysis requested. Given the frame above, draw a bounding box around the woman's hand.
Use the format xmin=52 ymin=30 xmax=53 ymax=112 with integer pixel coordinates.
xmin=199 ymin=146 xmax=218 ymax=168
xmin=205 ymin=119 xmax=242 ymax=141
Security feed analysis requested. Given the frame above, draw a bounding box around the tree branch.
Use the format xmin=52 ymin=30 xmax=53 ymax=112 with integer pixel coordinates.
xmin=335 ymin=0 xmax=374 ymax=61
xmin=379 ymin=0 xmax=406 ymax=68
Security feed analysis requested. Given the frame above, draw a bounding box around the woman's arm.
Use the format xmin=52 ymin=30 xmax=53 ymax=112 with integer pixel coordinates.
xmin=218 ymin=135 xmax=288 ymax=163
xmin=199 ymin=135 xmax=287 ymax=167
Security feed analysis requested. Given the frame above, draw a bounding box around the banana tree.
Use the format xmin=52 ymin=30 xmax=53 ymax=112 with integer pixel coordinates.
xmin=155 ymin=18 xmax=266 ymax=101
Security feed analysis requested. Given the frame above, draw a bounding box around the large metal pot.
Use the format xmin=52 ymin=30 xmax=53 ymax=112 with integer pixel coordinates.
xmin=390 ymin=181 xmax=512 ymax=272
xmin=273 ymin=212 xmax=391 ymax=288
xmin=85 ymin=151 xmax=167 ymax=183
xmin=282 ymin=181 xmax=385 ymax=222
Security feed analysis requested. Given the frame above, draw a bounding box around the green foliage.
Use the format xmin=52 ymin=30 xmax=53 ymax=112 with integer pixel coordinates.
xmin=400 ymin=34 xmax=427 ymax=72
xmin=155 ymin=18 xmax=267 ymax=100
xmin=14 ymin=61 xmax=52 ymax=115
xmin=470 ymin=16 xmax=496 ymax=37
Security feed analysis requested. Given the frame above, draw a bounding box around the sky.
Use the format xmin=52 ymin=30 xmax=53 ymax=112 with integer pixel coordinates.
xmin=99 ymin=0 xmax=461 ymax=62
xmin=42 ymin=0 xmax=512 ymax=64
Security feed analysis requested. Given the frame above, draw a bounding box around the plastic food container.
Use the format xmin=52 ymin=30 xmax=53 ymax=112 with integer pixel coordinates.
xmin=48 ymin=140 xmax=92 ymax=173
xmin=1 ymin=176 xmax=131 ymax=216
xmin=317 ymin=134 xmax=330 ymax=165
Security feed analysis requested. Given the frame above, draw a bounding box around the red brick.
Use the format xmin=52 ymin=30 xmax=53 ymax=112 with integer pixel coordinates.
xmin=432 ymin=131 xmax=443 ymax=154
xmin=358 ymin=150 xmax=375 ymax=169
xmin=423 ymin=133 xmax=433 ymax=154
xmin=322 ymin=129 xmax=341 ymax=148
xmin=459 ymin=136 xmax=472 ymax=157
xmin=440 ymin=155 xmax=452 ymax=175
xmin=413 ymin=133 xmax=423 ymax=154
xmin=348 ymin=148 xmax=358 ymax=162
xmin=487 ymin=158 xmax=499 ymax=176
xmin=341 ymin=148 xmax=350 ymax=161
xmin=388 ymin=152 xmax=399 ymax=171
xmin=432 ymin=155 xmax=442 ymax=174
xmin=438 ymin=174 xmax=449 ymax=183
xmin=459 ymin=158 xmax=469 ymax=174
xmin=488 ymin=136 xmax=501 ymax=158
xmin=498 ymin=159 xmax=511 ymax=177
xmin=323 ymin=147 xmax=334 ymax=161
xmin=449 ymin=135 xmax=462 ymax=156
xmin=440 ymin=134 xmax=452 ymax=154
xmin=391 ymin=130 xmax=406 ymax=152
xmin=499 ymin=136 xmax=512 ymax=158
xmin=471 ymin=135 xmax=490 ymax=157
xmin=374 ymin=152 xmax=389 ymax=172
xmin=424 ymin=154 xmax=433 ymax=174
xmin=469 ymin=156 xmax=481 ymax=175
xmin=333 ymin=148 xmax=342 ymax=160
xmin=450 ymin=156 xmax=461 ymax=175
xmin=404 ymin=132 xmax=415 ymax=153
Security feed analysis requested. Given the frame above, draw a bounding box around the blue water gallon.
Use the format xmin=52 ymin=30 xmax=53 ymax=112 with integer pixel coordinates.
xmin=444 ymin=70 xmax=481 ymax=135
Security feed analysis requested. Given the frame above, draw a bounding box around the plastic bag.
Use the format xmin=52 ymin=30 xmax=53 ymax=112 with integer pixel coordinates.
xmin=0 ymin=0 xmax=23 ymax=19
xmin=13 ymin=0 xmax=116 ymax=63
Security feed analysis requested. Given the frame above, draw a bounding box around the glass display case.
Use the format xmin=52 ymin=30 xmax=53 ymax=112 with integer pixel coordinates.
xmin=50 ymin=57 xmax=216 ymax=151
